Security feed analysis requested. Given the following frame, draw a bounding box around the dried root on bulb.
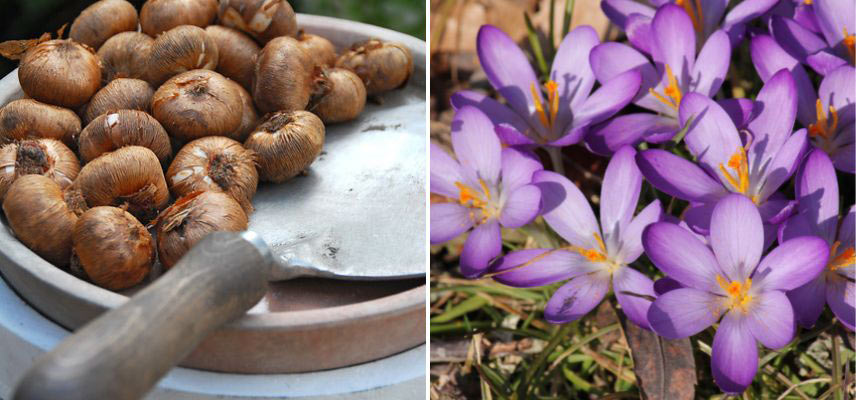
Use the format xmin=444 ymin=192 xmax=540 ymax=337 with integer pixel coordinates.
xmin=310 ymin=68 xmax=366 ymax=124
xmin=0 ymin=139 xmax=79 ymax=201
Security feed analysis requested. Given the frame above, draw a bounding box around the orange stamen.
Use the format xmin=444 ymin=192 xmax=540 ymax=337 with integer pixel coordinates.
xmin=454 ymin=180 xmax=494 ymax=225
xmin=804 ymin=0 xmax=812 ymax=4
xmin=716 ymin=275 xmax=753 ymax=313
xmin=530 ymin=80 xmax=561 ymax=130
xmin=809 ymin=99 xmax=839 ymax=140
xmin=844 ymin=28 xmax=855 ymax=63
xmin=530 ymin=82 xmax=551 ymax=130
xmin=718 ymin=146 xmax=752 ymax=198
xmin=649 ymin=65 xmax=682 ymax=111
xmin=829 ymin=241 xmax=856 ymax=271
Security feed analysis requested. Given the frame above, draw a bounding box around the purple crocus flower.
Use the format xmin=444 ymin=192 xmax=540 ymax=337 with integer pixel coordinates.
xmin=751 ymin=35 xmax=855 ymax=173
xmin=644 ymin=194 xmax=829 ymax=393
xmin=602 ymin=0 xmax=778 ymax=50
xmin=585 ymin=4 xmax=732 ymax=154
xmin=449 ymin=25 xmax=641 ymax=148
xmin=779 ymin=149 xmax=855 ymax=330
xmin=636 ymin=69 xmax=808 ymax=240
xmin=488 ymin=146 xmax=662 ymax=328
xmin=769 ymin=0 xmax=855 ymax=75
xmin=430 ymin=105 xmax=543 ymax=277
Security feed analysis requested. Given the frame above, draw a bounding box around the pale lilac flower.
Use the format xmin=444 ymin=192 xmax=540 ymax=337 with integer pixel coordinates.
xmin=585 ymin=4 xmax=733 ymax=154
xmin=489 ymin=146 xmax=662 ymax=327
xmin=636 ymin=69 xmax=808 ymax=240
xmin=779 ymin=149 xmax=855 ymax=330
xmin=769 ymin=0 xmax=855 ymax=75
xmin=450 ymin=25 xmax=641 ymax=147
xmin=751 ymin=34 xmax=855 ymax=173
xmin=645 ymin=194 xmax=829 ymax=393
xmin=430 ymin=106 xmax=543 ymax=277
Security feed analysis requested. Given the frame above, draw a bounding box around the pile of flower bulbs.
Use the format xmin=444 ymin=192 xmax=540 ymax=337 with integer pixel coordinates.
xmin=0 ymin=0 xmax=413 ymax=291
xmin=430 ymin=1 xmax=853 ymax=395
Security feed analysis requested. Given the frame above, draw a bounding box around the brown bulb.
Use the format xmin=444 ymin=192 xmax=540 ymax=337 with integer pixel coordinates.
xmin=83 ymin=78 xmax=154 ymax=124
xmin=336 ymin=40 xmax=413 ymax=95
xmin=3 ymin=175 xmax=80 ymax=266
xmin=73 ymin=207 xmax=154 ymax=290
xmin=227 ymin=79 xmax=259 ymax=142
xmin=18 ymin=39 xmax=102 ymax=108
xmin=253 ymin=36 xmax=316 ymax=114
xmin=218 ymin=0 xmax=297 ymax=44
xmin=78 ymin=110 xmax=172 ymax=165
xmin=155 ymin=190 xmax=248 ymax=268
xmin=146 ymin=25 xmax=219 ymax=86
xmin=311 ymin=68 xmax=366 ymax=124
xmin=152 ymin=69 xmax=243 ymax=142
xmin=0 ymin=139 xmax=79 ymax=201
xmin=244 ymin=110 xmax=324 ymax=183
xmin=74 ymin=146 xmax=169 ymax=223
xmin=297 ymin=31 xmax=337 ymax=68
xmin=98 ymin=32 xmax=155 ymax=82
xmin=140 ymin=0 xmax=218 ymax=36
xmin=167 ymin=136 xmax=257 ymax=213
xmin=0 ymin=99 xmax=81 ymax=147
xmin=205 ymin=25 xmax=260 ymax=91
xmin=70 ymin=0 xmax=138 ymax=50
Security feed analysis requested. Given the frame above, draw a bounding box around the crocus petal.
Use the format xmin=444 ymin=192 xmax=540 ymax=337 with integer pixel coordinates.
xmin=648 ymin=288 xmax=723 ymax=339
xmin=679 ymin=93 xmax=743 ymax=178
xmin=710 ymin=194 xmax=764 ymax=282
xmin=430 ymin=203 xmax=473 ymax=244
xmin=770 ymin=16 xmax=827 ymax=62
xmin=613 ymin=266 xmax=657 ymax=329
xmin=717 ymin=98 xmax=758 ymax=129
xmin=450 ymin=90 xmax=533 ymax=137
xmin=491 ymin=248 xmax=595 ymax=287
xmin=451 ymin=106 xmax=502 ymax=185
xmin=499 ymin=184 xmax=541 ymax=228
xmin=746 ymin=70 xmax=798 ymax=174
xmin=495 ymin=124 xmax=537 ymax=147
xmin=625 ymin=14 xmax=654 ymax=55
xmin=749 ymin=34 xmax=817 ymax=126
xmin=745 ymin=290 xmax=795 ymax=349
xmin=588 ymin=42 xmax=662 ymax=109
xmin=585 ymin=113 xmax=678 ymax=156
xmin=814 ymin=0 xmax=855 ymax=48
xmin=711 ymin=312 xmax=759 ymax=394
xmin=636 ymin=149 xmax=728 ymax=203
xmin=651 ymin=4 xmax=695 ymax=86
xmin=787 ymin=276 xmax=827 ymax=328
xmin=500 ymin=147 xmax=543 ymax=192
xmin=430 ymin=142 xmax=464 ymax=198
xmin=722 ymin=0 xmax=779 ymax=32
xmin=459 ymin=220 xmax=502 ymax=278
xmin=569 ymin=69 xmax=642 ymax=129
xmin=700 ymin=0 xmax=729 ymax=39
xmin=806 ymin=49 xmax=850 ymax=76
xmin=544 ymin=271 xmax=611 ymax=324
xmin=690 ymin=30 xmax=730 ymax=97
xmin=684 ymin=201 xmax=715 ymax=236
xmin=753 ymin=236 xmax=829 ymax=291
xmin=476 ymin=25 xmax=542 ymax=127
xmin=600 ymin=146 xmax=642 ymax=240
xmin=831 ymin=142 xmax=856 ymax=173
xmin=819 ymin=65 xmax=856 ymax=128
xmin=643 ymin=222 xmax=723 ymax=292
xmin=756 ymin=128 xmax=808 ymax=202
xmin=600 ymin=0 xmax=655 ymax=29
xmin=827 ymin=276 xmax=856 ymax=330
xmin=838 ymin=206 xmax=856 ymax=248
xmin=618 ymin=200 xmax=662 ymax=263
xmin=550 ymin=26 xmax=599 ymax=116
xmin=534 ymin=170 xmax=600 ymax=249
xmin=653 ymin=276 xmax=683 ymax=296
xmin=795 ymin=149 xmax=839 ymax=242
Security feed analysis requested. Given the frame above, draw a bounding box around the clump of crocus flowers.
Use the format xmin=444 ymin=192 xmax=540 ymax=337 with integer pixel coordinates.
xmin=431 ymin=0 xmax=854 ymax=395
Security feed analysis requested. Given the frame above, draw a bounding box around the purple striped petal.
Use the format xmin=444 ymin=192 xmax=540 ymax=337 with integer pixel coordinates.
xmin=814 ymin=0 xmax=855 ymax=48
xmin=585 ymin=113 xmax=678 ymax=156
xmin=806 ymin=48 xmax=850 ymax=76
xmin=745 ymin=290 xmax=795 ymax=349
xmin=491 ymin=249 xmax=596 ymax=287
xmin=430 ymin=142 xmax=464 ymax=198
xmin=827 ymin=276 xmax=855 ymax=330
xmin=450 ymin=90 xmax=533 ymax=138
xmin=795 ymin=149 xmax=840 ymax=242
xmin=460 ymin=220 xmax=502 ymax=278
xmin=690 ymin=30 xmax=730 ymax=97
xmin=722 ymin=0 xmax=779 ymax=32
xmin=499 ymin=184 xmax=541 ymax=228
xmin=757 ymin=128 xmax=809 ymax=202
xmin=430 ymin=203 xmax=473 ymax=244
xmin=648 ymin=288 xmax=723 ymax=339
xmin=718 ymin=98 xmax=757 ymax=129
xmin=550 ymin=26 xmax=599 ymax=115
xmin=544 ymin=271 xmax=611 ymax=324
xmin=477 ymin=25 xmax=541 ymax=128
xmin=618 ymin=200 xmax=662 ymax=263
xmin=613 ymin=266 xmax=657 ymax=329
xmin=651 ymin=4 xmax=695 ymax=87
xmin=787 ymin=276 xmax=828 ymax=328
xmin=626 ymin=13 xmax=654 ymax=55
xmin=712 ymin=312 xmax=758 ymax=394
xmin=570 ymin=69 xmax=642 ymax=129
xmin=710 ymin=194 xmax=764 ymax=281
xmin=534 ymin=170 xmax=600 ymax=249
xmin=746 ymin=69 xmax=798 ymax=176
xmin=753 ymin=236 xmax=829 ymax=291
xmin=819 ymin=65 xmax=856 ymax=128
xmin=452 ymin=106 xmax=502 ymax=185
xmin=643 ymin=222 xmax=723 ymax=292
xmin=600 ymin=146 xmax=642 ymax=239
xmin=500 ymin=147 xmax=543 ymax=192
xmin=770 ymin=16 xmax=827 ymax=62
xmin=601 ymin=0 xmax=655 ymax=29
xmin=680 ymin=93 xmax=743 ymax=179
xmin=636 ymin=149 xmax=728 ymax=203
xmin=749 ymin=34 xmax=818 ymax=126
xmin=589 ymin=42 xmax=662 ymax=109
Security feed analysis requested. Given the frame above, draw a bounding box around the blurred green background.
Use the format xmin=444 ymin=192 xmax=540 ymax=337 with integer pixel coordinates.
xmin=0 ymin=0 xmax=425 ymax=77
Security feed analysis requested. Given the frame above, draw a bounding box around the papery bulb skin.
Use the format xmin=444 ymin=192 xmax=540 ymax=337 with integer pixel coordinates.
xmin=217 ymin=0 xmax=298 ymax=44
xmin=78 ymin=110 xmax=172 ymax=166
xmin=243 ymin=110 xmax=324 ymax=183
xmin=0 ymin=99 xmax=81 ymax=148
xmin=140 ymin=0 xmax=218 ymax=36
xmin=146 ymin=25 xmax=219 ymax=87
xmin=0 ymin=139 xmax=79 ymax=201
xmin=98 ymin=32 xmax=155 ymax=82
xmin=18 ymin=39 xmax=102 ymax=108
xmin=70 ymin=0 xmax=139 ymax=50
xmin=311 ymin=68 xmax=366 ymax=124
xmin=336 ymin=40 xmax=412 ymax=95
xmin=204 ymin=25 xmax=260 ymax=91
xmin=152 ymin=69 xmax=243 ymax=142
xmin=83 ymin=78 xmax=154 ymax=124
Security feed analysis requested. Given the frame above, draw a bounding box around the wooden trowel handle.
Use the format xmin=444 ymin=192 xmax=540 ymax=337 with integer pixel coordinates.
xmin=13 ymin=231 xmax=272 ymax=400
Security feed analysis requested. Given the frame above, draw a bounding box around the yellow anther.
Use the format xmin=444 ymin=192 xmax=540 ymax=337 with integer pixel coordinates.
xmin=530 ymin=82 xmax=552 ymax=130
xmin=716 ymin=275 xmax=753 ymax=313
xmin=530 ymin=80 xmax=561 ymax=131
xmin=829 ymin=241 xmax=856 ymax=271
xmin=718 ymin=146 xmax=751 ymax=196
xmin=804 ymin=0 xmax=812 ymax=4
xmin=809 ymin=99 xmax=839 ymax=141
xmin=545 ymin=80 xmax=560 ymax=129
xmin=844 ymin=28 xmax=855 ymax=63
xmin=569 ymin=232 xmax=609 ymax=262
xmin=454 ymin=179 xmax=490 ymax=209
xmin=649 ymin=65 xmax=682 ymax=111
